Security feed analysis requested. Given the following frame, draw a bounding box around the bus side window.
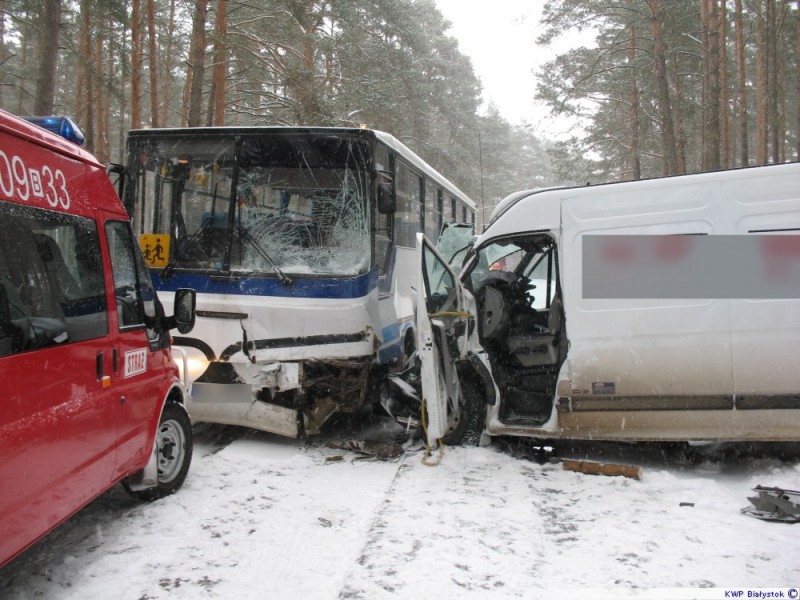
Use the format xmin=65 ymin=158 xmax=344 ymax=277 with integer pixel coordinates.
xmin=424 ymin=183 xmax=441 ymax=241
xmin=375 ymin=210 xmax=393 ymax=277
xmin=394 ymin=160 xmax=422 ymax=248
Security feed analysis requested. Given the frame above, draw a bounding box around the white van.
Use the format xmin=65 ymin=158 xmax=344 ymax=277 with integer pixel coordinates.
xmin=416 ymin=162 xmax=800 ymax=445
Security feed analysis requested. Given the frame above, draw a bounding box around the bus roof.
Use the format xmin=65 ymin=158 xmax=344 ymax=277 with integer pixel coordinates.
xmin=127 ymin=125 xmax=477 ymax=212
xmin=371 ymin=130 xmax=476 ymax=211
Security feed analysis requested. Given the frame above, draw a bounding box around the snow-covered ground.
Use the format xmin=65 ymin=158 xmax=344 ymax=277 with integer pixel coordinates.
xmin=1 ymin=420 xmax=799 ymax=600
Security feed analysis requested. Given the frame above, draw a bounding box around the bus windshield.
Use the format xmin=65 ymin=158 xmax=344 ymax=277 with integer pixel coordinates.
xmin=129 ymin=132 xmax=372 ymax=276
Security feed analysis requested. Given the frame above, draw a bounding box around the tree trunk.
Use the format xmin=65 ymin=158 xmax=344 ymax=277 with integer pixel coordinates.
xmin=702 ymin=0 xmax=721 ymax=171
xmin=82 ymin=0 xmax=95 ymax=154
xmin=211 ymin=0 xmax=229 ymax=126
xmin=755 ymin=0 xmax=768 ymax=165
xmin=735 ymin=0 xmax=749 ymax=166
xmin=778 ymin=4 xmax=787 ymax=162
xmin=0 ymin=0 xmax=6 ymax=106
xmin=666 ymin=26 xmax=686 ymax=174
xmin=79 ymin=0 xmax=96 ymax=153
xmin=147 ymin=0 xmax=160 ymax=127
xmin=76 ymin=0 xmax=92 ymax=133
xmin=84 ymin=60 xmax=95 ymax=154
xmin=95 ymin=29 xmax=106 ymax=161
xmin=131 ymin=0 xmax=143 ymax=129
xmin=649 ymin=0 xmax=679 ymax=175
xmin=719 ymin=0 xmax=729 ymax=169
xmin=797 ymin=0 xmax=800 ymax=159
xmin=181 ymin=67 xmax=191 ymax=126
xmin=33 ymin=0 xmax=61 ymax=115
xmin=116 ymin=18 xmax=128 ymax=161
xmin=628 ymin=24 xmax=641 ymax=180
xmin=160 ymin=0 xmax=177 ymax=126
xmin=17 ymin=14 xmax=31 ymax=114
xmin=767 ymin=0 xmax=779 ymax=163
xmin=187 ymin=0 xmax=209 ymax=127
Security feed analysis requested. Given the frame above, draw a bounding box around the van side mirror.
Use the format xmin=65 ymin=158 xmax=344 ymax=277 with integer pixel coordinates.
xmin=170 ymin=288 xmax=196 ymax=334
xmin=377 ymin=182 xmax=395 ymax=214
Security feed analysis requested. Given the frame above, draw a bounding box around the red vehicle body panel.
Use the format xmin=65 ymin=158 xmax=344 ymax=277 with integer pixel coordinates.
xmin=0 ymin=109 xmax=183 ymax=567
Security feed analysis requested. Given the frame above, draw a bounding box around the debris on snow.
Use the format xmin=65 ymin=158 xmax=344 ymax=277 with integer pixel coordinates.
xmin=561 ymin=459 xmax=643 ymax=480
xmin=741 ymin=486 xmax=800 ymax=523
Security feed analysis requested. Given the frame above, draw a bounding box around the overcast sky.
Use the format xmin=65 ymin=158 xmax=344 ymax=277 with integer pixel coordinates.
xmin=434 ymin=1 xmax=584 ymax=138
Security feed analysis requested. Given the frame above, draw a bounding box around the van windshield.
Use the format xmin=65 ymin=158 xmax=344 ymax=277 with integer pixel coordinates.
xmin=469 ymin=236 xmax=557 ymax=311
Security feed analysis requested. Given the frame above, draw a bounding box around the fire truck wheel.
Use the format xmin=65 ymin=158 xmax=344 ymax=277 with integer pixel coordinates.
xmin=123 ymin=402 xmax=193 ymax=501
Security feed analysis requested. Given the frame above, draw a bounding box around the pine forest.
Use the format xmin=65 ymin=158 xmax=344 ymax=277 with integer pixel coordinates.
xmin=1 ymin=0 xmax=799 ymax=216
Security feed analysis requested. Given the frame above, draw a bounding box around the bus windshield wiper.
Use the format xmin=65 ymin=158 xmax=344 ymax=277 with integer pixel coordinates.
xmin=160 ymin=219 xmax=214 ymax=280
xmin=237 ymin=227 xmax=293 ymax=286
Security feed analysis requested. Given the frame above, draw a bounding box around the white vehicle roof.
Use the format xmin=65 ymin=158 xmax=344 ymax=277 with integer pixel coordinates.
xmin=478 ymin=162 xmax=800 ymax=248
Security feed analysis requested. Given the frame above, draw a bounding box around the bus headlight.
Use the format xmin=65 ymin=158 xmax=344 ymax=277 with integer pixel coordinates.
xmin=174 ymin=347 xmax=209 ymax=383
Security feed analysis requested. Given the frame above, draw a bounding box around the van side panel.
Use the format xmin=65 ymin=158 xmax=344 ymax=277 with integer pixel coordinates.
xmin=0 ymin=133 xmax=119 ymax=564
xmin=561 ymin=179 xmax=734 ymax=403
xmin=0 ymin=341 xmax=118 ymax=562
xmin=0 ymin=110 xmax=189 ymax=567
xmin=727 ymin=168 xmax=800 ymax=400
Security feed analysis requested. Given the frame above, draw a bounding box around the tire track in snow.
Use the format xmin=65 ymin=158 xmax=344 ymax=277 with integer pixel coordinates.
xmin=339 ymin=446 xmax=550 ymax=599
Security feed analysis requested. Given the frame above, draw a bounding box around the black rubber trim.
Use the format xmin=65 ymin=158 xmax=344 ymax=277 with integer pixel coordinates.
xmin=220 ymin=332 xmax=368 ymax=360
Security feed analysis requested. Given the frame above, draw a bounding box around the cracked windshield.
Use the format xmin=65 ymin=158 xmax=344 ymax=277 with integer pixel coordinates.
xmin=131 ymin=134 xmax=371 ymax=276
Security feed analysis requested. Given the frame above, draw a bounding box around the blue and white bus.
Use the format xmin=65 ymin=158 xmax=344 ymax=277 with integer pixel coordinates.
xmin=124 ymin=126 xmax=476 ymax=438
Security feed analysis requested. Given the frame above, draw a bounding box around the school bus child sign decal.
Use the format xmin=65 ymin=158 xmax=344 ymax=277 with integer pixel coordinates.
xmin=140 ymin=234 xmax=170 ymax=268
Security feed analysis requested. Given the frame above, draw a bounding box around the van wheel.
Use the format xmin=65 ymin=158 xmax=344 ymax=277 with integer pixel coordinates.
xmin=441 ymin=378 xmax=485 ymax=446
xmin=401 ymin=329 xmax=417 ymax=371
xmin=123 ymin=402 xmax=193 ymax=501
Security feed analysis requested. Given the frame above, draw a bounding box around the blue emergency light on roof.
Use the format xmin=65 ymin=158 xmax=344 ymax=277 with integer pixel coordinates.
xmin=23 ymin=116 xmax=85 ymax=146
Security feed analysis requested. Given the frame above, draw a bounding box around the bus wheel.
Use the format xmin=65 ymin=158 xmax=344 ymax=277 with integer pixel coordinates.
xmin=441 ymin=378 xmax=484 ymax=446
xmin=123 ymin=402 xmax=193 ymax=501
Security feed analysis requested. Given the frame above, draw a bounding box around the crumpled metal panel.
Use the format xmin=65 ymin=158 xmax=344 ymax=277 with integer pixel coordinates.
xmin=741 ymin=486 xmax=800 ymax=523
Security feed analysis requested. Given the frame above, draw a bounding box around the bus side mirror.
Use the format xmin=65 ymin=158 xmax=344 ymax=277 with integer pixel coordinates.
xmin=170 ymin=288 xmax=196 ymax=334
xmin=106 ymin=163 xmax=125 ymax=200
xmin=377 ymin=182 xmax=395 ymax=214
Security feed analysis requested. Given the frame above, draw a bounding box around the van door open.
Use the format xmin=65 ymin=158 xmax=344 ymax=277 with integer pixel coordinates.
xmin=415 ymin=230 xmax=569 ymax=445
xmin=415 ymin=233 xmax=476 ymax=445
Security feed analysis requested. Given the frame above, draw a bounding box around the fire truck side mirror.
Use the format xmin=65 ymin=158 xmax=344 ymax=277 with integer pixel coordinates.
xmin=170 ymin=288 xmax=196 ymax=334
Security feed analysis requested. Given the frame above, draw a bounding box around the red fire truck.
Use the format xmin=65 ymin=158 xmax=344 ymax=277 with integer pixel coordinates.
xmin=0 ymin=110 xmax=196 ymax=567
